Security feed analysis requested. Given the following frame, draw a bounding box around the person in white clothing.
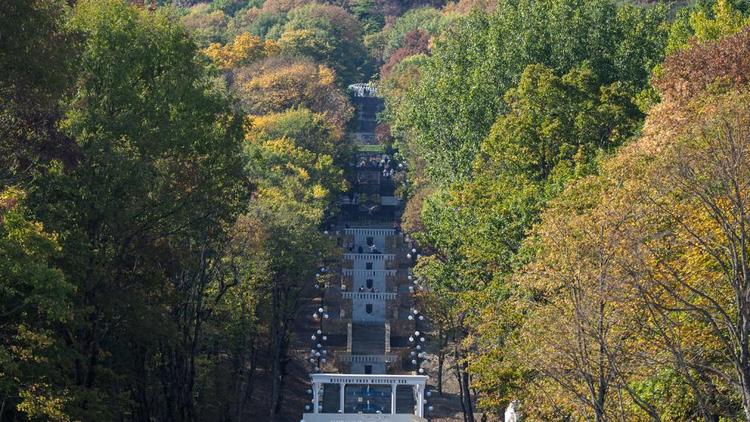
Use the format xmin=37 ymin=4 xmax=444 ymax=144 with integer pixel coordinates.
xmin=504 ymin=400 xmax=520 ymax=422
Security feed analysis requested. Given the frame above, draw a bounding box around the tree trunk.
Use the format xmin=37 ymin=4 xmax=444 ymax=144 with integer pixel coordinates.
xmin=454 ymin=358 xmax=467 ymax=422
xmin=741 ymin=368 xmax=750 ymax=422
xmin=595 ymin=297 xmax=606 ymax=422
xmin=269 ymin=282 xmax=283 ymax=420
xmin=234 ymin=338 xmax=258 ymax=421
xmin=460 ymin=362 xmax=475 ymax=422
xmin=738 ymin=321 xmax=750 ymax=422
xmin=275 ymin=353 xmax=291 ymax=417
xmin=437 ymin=351 xmax=445 ymax=397
xmin=437 ymin=327 xmax=445 ymax=396
xmin=453 ymin=338 xmax=474 ymax=422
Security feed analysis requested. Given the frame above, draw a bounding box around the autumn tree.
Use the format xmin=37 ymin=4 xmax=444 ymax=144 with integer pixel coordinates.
xmin=505 ymin=176 xmax=664 ymax=420
xmin=365 ymin=6 xmax=446 ymax=63
xmin=655 ymin=26 xmax=750 ymax=104
xmin=233 ymin=56 xmax=353 ymax=129
xmin=514 ymin=86 xmax=750 ymax=422
xmin=0 ymin=189 xmax=73 ymax=421
xmin=182 ymin=3 xmax=229 ymax=47
xmin=243 ymin=106 xmax=346 ymax=418
xmin=379 ymin=29 xmax=430 ymax=77
xmin=203 ymin=32 xmax=279 ymax=70
xmin=629 ymin=90 xmax=750 ymax=421
xmin=493 ymin=21 xmax=750 ymax=422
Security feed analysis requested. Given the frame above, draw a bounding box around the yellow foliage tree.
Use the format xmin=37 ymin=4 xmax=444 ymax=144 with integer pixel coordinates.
xmin=667 ymin=0 xmax=750 ymax=53
xmin=233 ymin=56 xmax=353 ymax=130
xmin=689 ymin=0 xmax=749 ymax=43
xmin=501 ymin=88 xmax=750 ymax=421
xmin=203 ymin=32 xmax=279 ymax=70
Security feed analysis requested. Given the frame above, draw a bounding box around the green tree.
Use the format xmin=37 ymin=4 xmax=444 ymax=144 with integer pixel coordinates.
xmin=480 ymin=64 xmax=639 ymax=185
xmin=31 ymin=1 xmax=247 ymax=418
xmin=248 ymin=108 xmax=350 ymax=164
xmin=211 ymin=0 xmax=247 ymax=16
xmin=0 ymin=0 xmax=75 ymax=186
xmin=387 ymin=9 xmax=670 ymax=415
xmin=392 ymin=0 xmax=668 ymax=182
xmin=666 ymin=0 xmax=750 ymax=53
xmin=278 ymin=3 xmax=370 ymax=84
xmin=228 ymin=9 xmax=286 ymax=39
xmin=349 ymin=0 xmax=385 ymax=33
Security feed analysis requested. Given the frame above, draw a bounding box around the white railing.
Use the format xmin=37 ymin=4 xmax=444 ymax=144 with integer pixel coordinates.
xmin=338 ymin=196 xmax=358 ymax=205
xmin=335 ymin=353 xmax=399 ymax=364
xmin=342 ymin=292 xmax=397 ymax=300
xmin=344 ymin=228 xmax=396 ymax=236
xmin=342 ymin=269 xmax=397 ymax=277
xmin=381 ymin=196 xmax=401 ymax=206
xmin=343 ymin=253 xmax=395 ymax=261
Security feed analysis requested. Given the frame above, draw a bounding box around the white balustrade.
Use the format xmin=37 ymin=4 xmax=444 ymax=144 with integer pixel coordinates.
xmin=335 ymin=353 xmax=399 ymax=363
xmin=343 ymin=253 xmax=395 ymax=261
xmin=380 ymin=196 xmax=401 ymax=206
xmin=342 ymin=269 xmax=397 ymax=277
xmin=344 ymin=228 xmax=396 ymax=236
xmin=342 ymin=291 xmax=397 ymax=300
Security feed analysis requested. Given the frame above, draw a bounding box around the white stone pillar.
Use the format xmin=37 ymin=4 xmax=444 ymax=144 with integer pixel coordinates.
xmin=391 ymin=383 xmax=397 ymax=414
xmin=415 ymin=384 xmax=424 ymax=417
xmin=313 ymin=382 xmax=321 ymax=414
xmin=339 ymin=383 xmax=346 ymax=414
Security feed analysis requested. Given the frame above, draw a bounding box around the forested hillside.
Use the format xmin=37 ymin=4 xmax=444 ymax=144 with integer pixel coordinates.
xmin=2 ymin=0 xmax=750 ymax=421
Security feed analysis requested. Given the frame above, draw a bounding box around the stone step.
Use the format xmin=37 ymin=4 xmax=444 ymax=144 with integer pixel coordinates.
xmin=351 ymin=323 xmax=385 ymax=355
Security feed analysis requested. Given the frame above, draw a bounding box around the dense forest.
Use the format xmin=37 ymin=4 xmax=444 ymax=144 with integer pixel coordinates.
xmin=2 ymin=0 xmax=750 ymax=421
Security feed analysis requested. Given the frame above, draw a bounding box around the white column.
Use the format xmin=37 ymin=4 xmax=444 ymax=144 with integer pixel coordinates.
xmin=339 ymin=382 xmax=346 ymax=414
xmin=416 ymin=384 xmax=424 ymax=417
xmin=391 ymin=383 xmax=397 ymax=414
xmin=313 ymin=382 xmax=321 ymax=414
xmin=412 ymin=385 xmax=418 ymax=415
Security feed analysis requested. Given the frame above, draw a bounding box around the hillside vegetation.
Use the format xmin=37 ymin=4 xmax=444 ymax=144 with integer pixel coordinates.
xmin=2 ymin=0 xmax=750 ymax=421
